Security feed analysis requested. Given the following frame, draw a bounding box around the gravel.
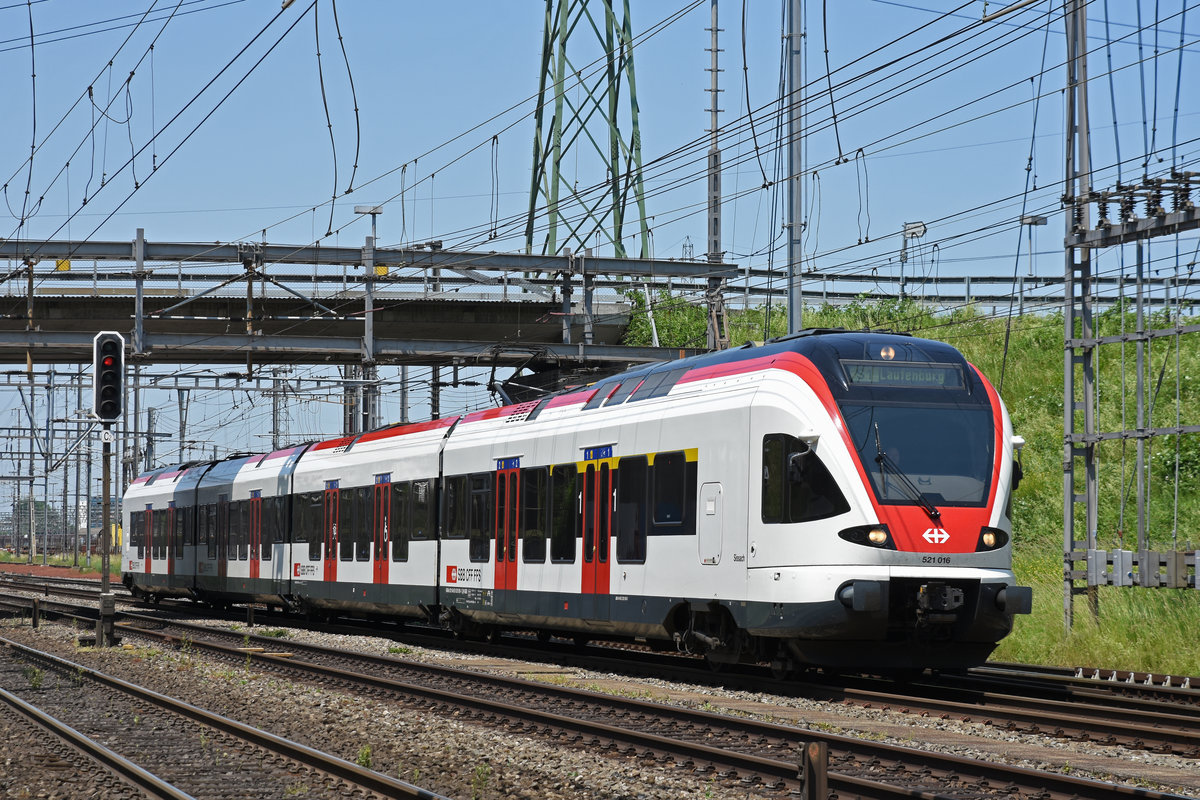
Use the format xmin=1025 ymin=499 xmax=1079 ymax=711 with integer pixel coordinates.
xmin=1 ymin=602 xmax=1198 ymax=799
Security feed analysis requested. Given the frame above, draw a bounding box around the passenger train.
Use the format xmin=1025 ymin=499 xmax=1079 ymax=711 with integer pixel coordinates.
xmin=123 ymin=329 xmax=1032 ymax=673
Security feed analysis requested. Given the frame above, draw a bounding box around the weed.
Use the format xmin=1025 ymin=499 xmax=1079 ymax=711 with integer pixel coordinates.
xmin=471 ymin=763 xmax=492 ymax=800
xmin=356 ymin=745 xmax=372 ymax=769
xmin=23 ymin=666 xmax=43 ymax=690
xmin=387 ymin=645 xmax=411 ymax=655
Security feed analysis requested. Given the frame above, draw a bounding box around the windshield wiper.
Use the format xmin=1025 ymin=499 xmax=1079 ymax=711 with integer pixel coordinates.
xmin=873 ymin=422 xmax=941 ymax=523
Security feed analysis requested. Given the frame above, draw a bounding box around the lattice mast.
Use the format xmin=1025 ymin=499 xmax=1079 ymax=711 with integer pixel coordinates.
xmin=525 ymin=0 xmax=650 ymax=258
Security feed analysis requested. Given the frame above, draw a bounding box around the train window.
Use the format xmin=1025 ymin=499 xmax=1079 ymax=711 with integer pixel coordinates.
xmin=412 ymin=479 xmax=434 ymax=540
xmin=301 ymin=492 xmax=323 ymax=561
xmin=173 ymin=507 xmax=187 ymax=559
xmin=521 ymin=467 xmax=548 ymax=563
xmin=154 ymin=509 xmax=168 ymax=559
xmin=507 ymin=473 xmax=518 ymax=562
xmin=130 ymin=511 xmax=144 ymax=559
xmin=583 ymin=381 xmax=620 ymax=410
xmin=218 ymin=498 xmax=230 ymax=561
xmin=391 ymin=481 xmax=411 ymax=562
xmin=762 ymin=434 xmax=850 ymax=523
xmin=550 ymin=464 xmax=577 ymax=562
xmin=583 ymin=465 xmax=595 ymax=563
xmin=605 ymin=376 xmax=645 ymax=406
xmin=205 ymin=504 xmax=218 ymax=560
xmin=496 ymin=473 xmax=508 ymax=562
xmin=354 ymin=487 xmax=371 ymax=562
xmin=647 ymin=366 xmax=689 ymax=399
xmin=762 ymin=437 xmax=785 ymax=524
xmin=627 ymin=371 xmax=669 ymax=402
xmin=652 ymin=451 xmax=686 ymax=525
xmin=265 ymin=496 xmax=286 ymax=561
xmin=468 ymin=473 xmax=493 ymax=562
xmin=226 ymin=501 xmax=243 ymax=561
xmin=598 ymin=463 xmax=610 ymax=562
xmin=615 ymin=456 xmax=647 ymax=562
xmin=442 ymin=476 xmax=468 ymax=540
xmin=338 ymin=489 xmax=356 ymax=561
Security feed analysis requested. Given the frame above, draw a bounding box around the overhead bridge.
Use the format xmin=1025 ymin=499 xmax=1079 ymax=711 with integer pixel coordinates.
xmin=0 ymin=234 xmax=737 ymax=372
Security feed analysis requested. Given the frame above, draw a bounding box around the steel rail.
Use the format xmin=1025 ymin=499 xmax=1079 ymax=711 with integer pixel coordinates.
xmin=116 ymin=616 xmax=1196 ymax=800
xmin=0 ymin=637 xmax=451 ymax=800
xmin=0 ymin=684 xmax=197 ymax=800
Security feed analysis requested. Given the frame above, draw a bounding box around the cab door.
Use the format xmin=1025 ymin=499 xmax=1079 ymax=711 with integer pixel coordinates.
xmin=323 ymin=481 xmax=339 ymax=582
xmin=581 ymin=462 xmax=612 ymax=620
xmin=373 ymin=475 xmax=390 ymax=585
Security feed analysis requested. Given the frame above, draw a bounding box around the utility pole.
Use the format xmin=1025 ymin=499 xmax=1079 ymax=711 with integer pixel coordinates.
xmin=93 ymin=331 xmax=125 ymax=647
xmin=705 ymin=0 xmax=729 ymax=351
xmin=786 ymin=0 xmax=804 ymax=333
xmin=1062 ymin=0 xmax=1097 ymax=628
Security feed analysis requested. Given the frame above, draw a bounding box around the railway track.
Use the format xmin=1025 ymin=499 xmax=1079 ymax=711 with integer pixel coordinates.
xmin=4 ymin=579 xmax=1200 ymax=797
xmin=0 ymin=635 xmax=449 ymax=800
xmin=107 ymin=612 xmax=1195 ymax=800
xmin=5 ymin=583 xmax=1200 ymax=760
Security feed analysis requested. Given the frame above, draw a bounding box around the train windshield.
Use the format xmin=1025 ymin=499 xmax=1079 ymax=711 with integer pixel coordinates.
xmin=840 ymin=402 xmax=994 ymax=507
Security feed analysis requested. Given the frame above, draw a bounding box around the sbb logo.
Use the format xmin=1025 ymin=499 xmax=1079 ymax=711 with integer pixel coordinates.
xmin=294 ymin=563 xmax=300 ymax=578
xmin=446 ymin=565 xmax=458 ymax=583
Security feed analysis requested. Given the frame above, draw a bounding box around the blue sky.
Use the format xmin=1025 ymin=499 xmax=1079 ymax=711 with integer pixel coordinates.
xmin=3 ymin=2 xmax=1196 ymax=284
xmin=1 ymin=0 xmax=1198 ymax=466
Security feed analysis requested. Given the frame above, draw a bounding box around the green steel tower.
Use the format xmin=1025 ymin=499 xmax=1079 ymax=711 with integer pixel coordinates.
xmin=525 ymin=0 xmax=650 ymax=259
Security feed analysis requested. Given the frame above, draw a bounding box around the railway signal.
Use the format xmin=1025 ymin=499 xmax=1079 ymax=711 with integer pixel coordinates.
xmin=92 ymin=331 xmax=125 ymax=423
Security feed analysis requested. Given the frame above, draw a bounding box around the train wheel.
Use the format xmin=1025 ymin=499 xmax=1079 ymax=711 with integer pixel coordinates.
xmin=485 ymin=627 xmax=502 ymax=645
xmin=535 ymin=630 xmax=552 ymax=643
xmin=572 ymin=634 xmax=590 ymax=650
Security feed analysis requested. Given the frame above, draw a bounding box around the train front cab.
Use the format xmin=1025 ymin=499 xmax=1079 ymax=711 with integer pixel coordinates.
xmin=123 ymin=465 xmax=201 ymax=602
xmin=742 ymin=334 xmax=1032 ymax=672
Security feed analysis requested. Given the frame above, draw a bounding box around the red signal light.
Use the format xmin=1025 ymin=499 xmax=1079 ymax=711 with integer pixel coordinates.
xmin=102 ymin=356 xmax=115 ymax=367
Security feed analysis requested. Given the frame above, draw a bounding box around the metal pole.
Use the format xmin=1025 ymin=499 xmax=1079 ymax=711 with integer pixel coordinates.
xmin=1136 ymin=238 xmax=1146 ymax=552
xmin=400 ymin=366 xmax=409 ymax=425
xmin=363 ymin=232 xmax=376 ymax=432
xmin=74 ymin=368 xmax=82 ymax=566
xmin=98 ymin=433 xmax=115 ymax=646
xmin=786 ymin=0 xmax=804 ymax=332
xmin=706 ymin=0 xmax=723 ymax=266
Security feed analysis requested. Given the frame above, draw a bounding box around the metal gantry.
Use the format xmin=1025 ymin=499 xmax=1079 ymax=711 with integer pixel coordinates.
xmin=1061 ymin=0 xmax=1200 ymax=625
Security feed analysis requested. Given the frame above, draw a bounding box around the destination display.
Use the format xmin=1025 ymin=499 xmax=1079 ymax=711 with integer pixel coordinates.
xmin=840 ymin=359 xmax=964 ymax=388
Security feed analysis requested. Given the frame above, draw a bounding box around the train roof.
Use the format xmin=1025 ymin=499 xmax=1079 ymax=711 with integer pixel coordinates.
xmin=128 ymin=329 xmax=973 ymax=483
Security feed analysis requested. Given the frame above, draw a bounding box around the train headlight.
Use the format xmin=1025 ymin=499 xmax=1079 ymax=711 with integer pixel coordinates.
xmin=976 ymin=526 xmax=1009 ymax=551
xmin=839 ymin=524 xmax=895 ymax=550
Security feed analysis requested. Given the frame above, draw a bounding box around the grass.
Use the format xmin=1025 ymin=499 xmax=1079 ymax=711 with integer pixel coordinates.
xmin=0 ymin=550 xmax=122 ymax=578
xmin=626 ymin=296 xmax=1200 ymax=676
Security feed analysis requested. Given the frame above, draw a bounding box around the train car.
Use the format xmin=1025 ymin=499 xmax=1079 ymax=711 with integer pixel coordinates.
xmin=123 ymin=329 xmax=1032 ymax=673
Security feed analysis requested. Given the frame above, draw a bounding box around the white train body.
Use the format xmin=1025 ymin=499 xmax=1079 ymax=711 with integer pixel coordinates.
xmin=124 ymin=331 xmax=1032 ymax=671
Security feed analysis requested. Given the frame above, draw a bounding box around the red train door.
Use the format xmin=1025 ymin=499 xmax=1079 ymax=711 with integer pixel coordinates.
xmin=581 ymin=462 xmax=612 ymax=619
xmin=494 ymin=466 xmax=519 ymax=609
xmin=323 ymin=482 xmax=339 ymax=583
xmin=373 ymin=476 xmax=390 ymax=585
xmin=249 ymin=491 xmax=262 ymax=580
